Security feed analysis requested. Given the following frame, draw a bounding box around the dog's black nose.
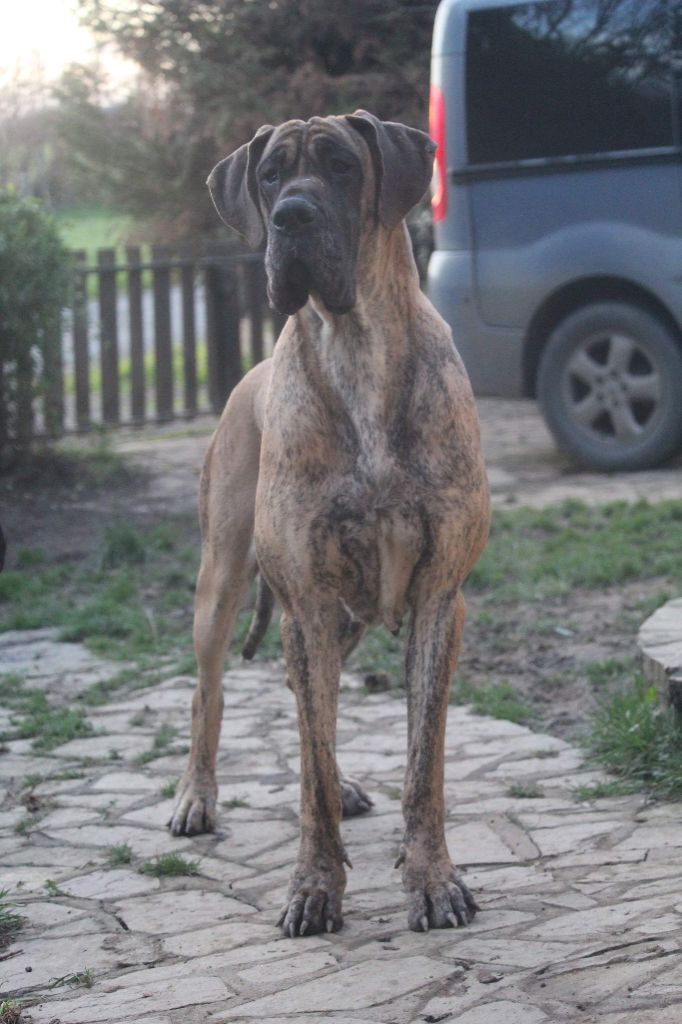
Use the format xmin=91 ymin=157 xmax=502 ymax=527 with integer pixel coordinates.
xmin=272 ymin=197 xmax=317 ymax=234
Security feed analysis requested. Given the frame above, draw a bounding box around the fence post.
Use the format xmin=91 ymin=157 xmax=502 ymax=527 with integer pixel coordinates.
xmin=98 ymin=248 xmax=120 ymax=424
xmin=126 ymin=246 xmax=146 ymax=425
xmin=244 ymin=258 xmax=266 ymax=366
xmin=205 ymin=250 xmax=242 ymax=414
xmin=43 ymin=311 xmax=65 ymax=439
xmin=15 ymin=346 xmax=33 ymax=445
xmin=72 ymin=251 xmax=90 ymax=431
xmin=181 ymin=257 xmax=197 ymax=418
xmin=152 ymin=244 xmax=174 ymax=422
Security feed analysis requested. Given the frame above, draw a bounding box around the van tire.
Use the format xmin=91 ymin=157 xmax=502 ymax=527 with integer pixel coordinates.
xmin=537 ymin=302 xmax=682 ymax=471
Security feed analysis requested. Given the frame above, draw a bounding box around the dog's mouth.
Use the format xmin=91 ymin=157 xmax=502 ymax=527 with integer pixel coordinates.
xmin=267 ymin=252 xmax=356 ymax=317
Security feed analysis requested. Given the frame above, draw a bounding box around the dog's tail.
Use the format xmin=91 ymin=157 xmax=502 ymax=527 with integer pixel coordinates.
xmin=241 ymin=573 xmax=275 ymax=660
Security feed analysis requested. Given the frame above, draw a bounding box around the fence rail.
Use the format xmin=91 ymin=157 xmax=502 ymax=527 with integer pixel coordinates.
xmin=2 ymin=242 xmax=286 ymax=443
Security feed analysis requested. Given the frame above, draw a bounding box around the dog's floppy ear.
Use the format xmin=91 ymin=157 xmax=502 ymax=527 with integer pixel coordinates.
xmin=207 ymin=124 xmax=274 ymax=248
xmin=345 ymin=109 xmax=437 ymax=230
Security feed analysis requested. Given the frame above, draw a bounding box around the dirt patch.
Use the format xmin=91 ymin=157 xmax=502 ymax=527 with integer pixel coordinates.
xmin=1 ymin=399 xmax=681 ymax=739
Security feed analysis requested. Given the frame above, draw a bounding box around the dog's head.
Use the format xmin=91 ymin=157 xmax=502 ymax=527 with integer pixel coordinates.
xmin=207 ymin=111 xmax=436 ymax=316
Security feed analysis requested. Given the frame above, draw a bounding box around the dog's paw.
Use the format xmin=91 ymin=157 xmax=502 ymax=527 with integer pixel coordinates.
xmin=400 ymin=848 xmax=478 ymax=931
xmin=167 ymin=776 xmax=217 ymax=836
xmin=406 ymin=876 xmax=478 ymax=931
xmin=277 ymin=867 xmax=345 ymax=937
xmin=340 ymin=775 xmax=373 ymax=818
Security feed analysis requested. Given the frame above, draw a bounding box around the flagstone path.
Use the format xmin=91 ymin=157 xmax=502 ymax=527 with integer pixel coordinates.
xmin=2 ymin=628 xmax=682 ymax=1023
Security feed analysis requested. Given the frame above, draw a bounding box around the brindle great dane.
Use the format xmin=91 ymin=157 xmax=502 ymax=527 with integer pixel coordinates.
xmin=169 ymin=111 xmax=490 ymax=937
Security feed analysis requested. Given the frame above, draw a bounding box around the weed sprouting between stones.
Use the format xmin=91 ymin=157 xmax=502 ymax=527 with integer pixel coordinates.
xmin=0 ymin=998 xmax=23 ymax=1024
xmin=106 ymin=843 xmax=133 ymax=866
xmin=507 ymin=782 xmax=545 ymax=799
xmin=450 ymin=678 xmax=535 ymax=725
xmin=585 ymin=673 xmax=682 ymax=799
xmin=0 ymin=890 xmax=24 ymax=949
xmin=140 ymin=853 xmax=200 ymax=877
xmin=48 ymin=968 xmax=94 ymax=990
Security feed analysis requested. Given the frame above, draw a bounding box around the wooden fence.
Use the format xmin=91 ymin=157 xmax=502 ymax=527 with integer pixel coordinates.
xmin=3 ymin=242 xmax=286 ymax=442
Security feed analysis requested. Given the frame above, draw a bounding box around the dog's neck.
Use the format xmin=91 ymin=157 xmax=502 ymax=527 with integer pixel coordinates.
xmin=295 ymin=222 xmax=421 ymax=438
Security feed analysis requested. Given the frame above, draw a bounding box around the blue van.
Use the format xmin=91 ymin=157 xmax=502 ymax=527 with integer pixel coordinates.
xmin=428 ymin=0 xmax=682 ymax=470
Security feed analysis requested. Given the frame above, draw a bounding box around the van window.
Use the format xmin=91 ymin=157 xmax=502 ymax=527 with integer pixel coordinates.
xmin=466 ymin=0 xmax=678 ymax=165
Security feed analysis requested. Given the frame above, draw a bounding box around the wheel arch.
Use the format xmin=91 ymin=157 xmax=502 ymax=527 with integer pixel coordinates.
xmin=522 ymin=276 xmax=682 ymax=398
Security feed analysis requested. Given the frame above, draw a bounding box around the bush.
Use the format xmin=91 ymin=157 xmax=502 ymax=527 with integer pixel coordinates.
xmin=0 ymin=188 xmax=70 ymax=455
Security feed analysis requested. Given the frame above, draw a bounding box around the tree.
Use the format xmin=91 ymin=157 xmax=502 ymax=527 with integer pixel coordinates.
xmin=0 ymin=189 xmax=70 ymax=455
xmin=66 ymin=0 xmax=439 ymax=235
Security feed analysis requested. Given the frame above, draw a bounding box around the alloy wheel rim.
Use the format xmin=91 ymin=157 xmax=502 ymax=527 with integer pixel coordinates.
xmin=561 ymin=331 xmax=662 ymax=446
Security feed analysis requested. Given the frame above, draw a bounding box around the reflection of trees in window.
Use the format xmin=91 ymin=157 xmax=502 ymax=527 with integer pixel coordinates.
xmin=467 ymin=0 xmax=677 ymax=163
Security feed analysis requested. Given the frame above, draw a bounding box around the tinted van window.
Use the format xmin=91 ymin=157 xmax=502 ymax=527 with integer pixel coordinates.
xmin=466 ymin=0 xmax=677 ymax=164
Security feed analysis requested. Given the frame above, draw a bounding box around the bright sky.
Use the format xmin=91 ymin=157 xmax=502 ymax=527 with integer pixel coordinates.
xmin=0 ymin=0 xmax=132 ymax=86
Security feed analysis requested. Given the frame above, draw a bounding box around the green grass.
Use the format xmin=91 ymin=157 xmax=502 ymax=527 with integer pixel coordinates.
xmin=43 ymin=880 xmax=66 ymax=898
xmin=0 ymin=998 xmax=23 ymax=1024
xmin=585 ymin=657 xmax=637 ymax=689
xmin=585 ymin=674 xmax=682 ymax=799
xmin=221 ymin=797 xmax=250 ymax=810
xmin=48 ymin=968 xmax=94 ymax=990
xmin=140 ymin=853 xmax=200 ymax=877
xmin=0 ymin=890 xmax=24 ymax=949
xmin=2 ymin=691 xmax=94 ymax=752
xmin=54 ymin=205 xmax=135 ymax=258
xmin=451 ymin=678 xmax=535 ymax=724
xmin=106 ymin=843 xmax=133 ymax=866
xmin=507 ymin=782 xmax=545 ymax=799
xmin=0 ymin=513 xmax=197 ymax=663
xmin=468 ymin=499 xmax=682 ymax=602
xmin=136 ymin=723 xmax=184 ymax=765
xmin=572 ymin=780 xmax=641 ymax=802
xmin=161 ymin=779 xmax=178 ymax=799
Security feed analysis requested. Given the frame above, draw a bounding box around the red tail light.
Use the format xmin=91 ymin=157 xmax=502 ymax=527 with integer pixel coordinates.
xmin=429 ymin=84 xmax=447 ymax=223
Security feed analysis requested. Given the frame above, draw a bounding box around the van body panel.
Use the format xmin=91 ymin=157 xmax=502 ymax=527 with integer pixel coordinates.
xmin=469 ymin=162 xmax=682 ymax=328
xmin=428 ymin=250 xmax=524 ymax=395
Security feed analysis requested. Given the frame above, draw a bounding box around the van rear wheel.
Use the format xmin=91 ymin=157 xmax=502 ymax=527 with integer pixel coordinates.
xmin=537 ymin=302 xmax=682 ymax=471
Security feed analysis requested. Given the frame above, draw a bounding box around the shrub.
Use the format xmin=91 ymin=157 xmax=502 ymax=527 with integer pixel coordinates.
xmin=0 ymin=188 xmax=70 ymax=456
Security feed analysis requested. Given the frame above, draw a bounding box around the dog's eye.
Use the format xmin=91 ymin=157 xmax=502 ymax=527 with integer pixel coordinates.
xmin=261 ymin=167 xmax=279 ymax=185
xmin=329 ymin=157 xmax=352 ymax=175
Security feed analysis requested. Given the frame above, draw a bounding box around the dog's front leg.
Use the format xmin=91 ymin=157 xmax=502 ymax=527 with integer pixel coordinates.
xmin=278 ymin=608 xmax=348 ymax=937
xmin=398 ymin=587 xmax=478 ymax=931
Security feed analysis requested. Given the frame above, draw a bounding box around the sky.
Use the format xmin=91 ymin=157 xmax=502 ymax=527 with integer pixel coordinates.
xmin=0 ymin=0 xmax=132 ymax=87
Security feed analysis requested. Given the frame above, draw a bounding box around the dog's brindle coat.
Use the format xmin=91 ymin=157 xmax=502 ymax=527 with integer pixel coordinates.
xmin=169 ymin=112 xmax=490 ymax=937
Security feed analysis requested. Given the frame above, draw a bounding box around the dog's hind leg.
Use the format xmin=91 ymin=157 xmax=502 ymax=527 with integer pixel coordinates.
xmin=169 ymin=367 xmax=266 ymax=837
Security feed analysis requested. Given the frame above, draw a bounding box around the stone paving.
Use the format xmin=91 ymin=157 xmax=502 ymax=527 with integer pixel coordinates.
xmin=2 ymin=629 xmax=682 ymax=1024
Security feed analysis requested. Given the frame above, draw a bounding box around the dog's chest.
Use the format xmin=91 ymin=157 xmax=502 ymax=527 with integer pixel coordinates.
xmin=309 ymin=435 xmax=424 ymax=627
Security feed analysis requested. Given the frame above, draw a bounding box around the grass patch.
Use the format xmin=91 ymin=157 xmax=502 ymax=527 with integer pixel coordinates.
xmin=140 ymin=853 xmax=200 ymax=877
xmin=507 ymin=782 xmax=545 ymax=799
xmin=0 ymin=674 xmax=25 ymax=705
xmin=106 ymin=843 xmax=133 ymax=866
xmin=451 ymin=678 xmax=534 ymax=724
xmin=54 ymin=204 xmax=134 ymax=255
xmin=0 ymin=999 xmax=23 ymax=1024
xmin=0 ymin=514 xmax=197 ymax=662
xmin=161 ymin=779 xmax=178 ymax=798
xmin=48 ymin=968 xmax=94 ymax=990
xmin=136 ymin=723 xmax=183 ymax=765
xmin=3 ymin=692 xmax=94 ymax=752
xmin=468 ymin=499 xmax=682 ymax=602
xmin=0 ymin=890 xmax=24 ymax=949
xmin=586 ymin=657 xmax=637 ymax=689
xmin=222 ymin=797 xmax=250 ymax=810
xmin=573 ymin=779 xmax=642 ymax=802
xmin=43 ymin=879 xmax=66 ymax=897
xmin=585 ymin=674 xmax=682 ymax=799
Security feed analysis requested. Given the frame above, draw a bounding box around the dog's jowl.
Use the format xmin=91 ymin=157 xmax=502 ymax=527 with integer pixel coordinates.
xmin=168 ymin=111 xmax=490 ymax=937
